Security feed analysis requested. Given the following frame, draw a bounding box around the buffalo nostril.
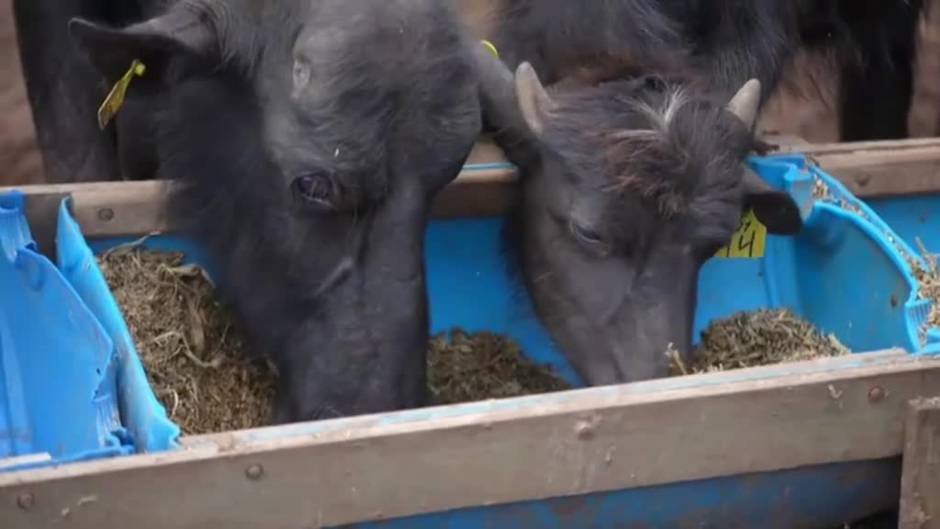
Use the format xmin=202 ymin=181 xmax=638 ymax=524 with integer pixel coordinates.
xmin=292 ymin=175 xmax=326 ymax=198
xmin=291 ymin=174 xmax=335 ymax=206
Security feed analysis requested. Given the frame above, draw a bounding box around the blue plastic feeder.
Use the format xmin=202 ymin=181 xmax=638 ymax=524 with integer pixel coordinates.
xmin=0 ymin=155 xmax=937 ymax=527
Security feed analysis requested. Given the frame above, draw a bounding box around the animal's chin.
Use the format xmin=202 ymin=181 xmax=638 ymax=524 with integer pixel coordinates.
xmin=560 ymin=334 xmax=681 ymax=386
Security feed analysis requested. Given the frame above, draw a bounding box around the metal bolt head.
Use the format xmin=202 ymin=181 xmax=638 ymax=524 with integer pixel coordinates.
xmin=245 ymin=464 xmax=264 ymax=480
xmin=97 ymin=208 xmax=115 ymax=222
xmin=855 ymin=173 xmax=872 ymax=187
xmin=868 ymin=386 xmax=886 ymax=403
xmin=16 ymin=492 xmax=34 ymax=511
xmin=575 ymin=421 xmax=596 ymax=440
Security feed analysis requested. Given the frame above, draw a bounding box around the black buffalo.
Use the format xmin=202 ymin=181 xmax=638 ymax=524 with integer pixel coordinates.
xmin=464 ymin=1 xmax=809 ymax=384
xmin=473 ymin=48 xmax=802 ymax=384
xmin=800 ymin=0 xmax=924 ymax=141
xmin=460 ymin=0 xmax=920 ymax=384
xmin=16 ymin=0 xmax=483 ymax=422
xmin=459 ymin=0 xmax=924 ymax=141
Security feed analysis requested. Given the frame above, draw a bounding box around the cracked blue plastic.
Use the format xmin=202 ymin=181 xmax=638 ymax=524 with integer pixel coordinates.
xmin=54 ymin=200 xmax=181 ymax=455
xmin=0 ymin=193 xmax=133 ymax=471
xmin=747 ymin=155 xmax=939 ymax=355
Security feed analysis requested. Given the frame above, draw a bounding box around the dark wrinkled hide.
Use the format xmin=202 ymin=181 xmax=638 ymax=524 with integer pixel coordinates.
xmin=32 ymin=0 xmax=482 ymax=422
xmin=833 ymin=0 xmax=923 ymax=140
xmin=465 ymin=0 xmax=799 ymax=103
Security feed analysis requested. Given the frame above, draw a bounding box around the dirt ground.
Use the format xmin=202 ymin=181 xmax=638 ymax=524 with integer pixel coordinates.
xmin=0 ymin=0 xmax=43 ymax=186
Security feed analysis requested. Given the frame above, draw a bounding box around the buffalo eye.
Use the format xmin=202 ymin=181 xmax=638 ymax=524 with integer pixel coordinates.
xmin=642 ymin=75 xmax=667 ymax=93
xmin=291 ymin=172 xmax=337 ymax=210
xmin=569 ymin=221 xmax=611 ymax=257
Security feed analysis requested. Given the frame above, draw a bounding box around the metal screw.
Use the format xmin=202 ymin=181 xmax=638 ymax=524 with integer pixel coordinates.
xmin=868 ymin=386 xmax=886 ymax=403
xmin=16 ymin=492 xmax=34 ymax=511
xmin=575 ymin=421 xmax=596 ymax=440
xmin=97 ymin=208 xmax=115 ymax=222
xmin=245 ymin=464 xmax=264 ymax=480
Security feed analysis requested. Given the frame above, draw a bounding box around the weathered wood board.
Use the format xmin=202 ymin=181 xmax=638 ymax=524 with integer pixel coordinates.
xmin=1 ymin=351 xmax=939 ymax=529
xmin=899 ymin=397 xmax=940 ymax=529
xmin=3 ymin=138 xmax=940 ymax=238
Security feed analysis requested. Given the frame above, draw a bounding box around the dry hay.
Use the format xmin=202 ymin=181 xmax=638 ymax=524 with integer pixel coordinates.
xmin=913 ymin=239 xmax=940 ymax=330
xmin=428 ymin=330 xmax=570 ymax=405
xmin=98 ymin=246 xmax=276 ymax=435
xmin=100 ymin=248 xmax=570 ymax=434
xmin=812 ymin=176 xmax=862 ymax=215
xmin=669 ymin=309 xmax=851 ymax=375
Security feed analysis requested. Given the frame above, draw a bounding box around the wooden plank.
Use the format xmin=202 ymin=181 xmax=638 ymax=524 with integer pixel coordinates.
xmin=0 ymin=180 xmax=172 ymax=238
xmin=3 ymin=139 xmax=940 ymax=238
xmin=465 ymin=136 xmax=509 ymax=166
xmin=780 ymin=138 xmax=940 ymax=156
xmin=431 ymin=165 xmax=516 ymax=218
xmin=761 ymin=133 xmax=812 ymax=149
xmin=815 ymin=147 xmax=940 ymax=198
xmin=899 ymin=397 xmax=940 ymax=529
xmin=1 ymin=351 xmax=938 ymax=529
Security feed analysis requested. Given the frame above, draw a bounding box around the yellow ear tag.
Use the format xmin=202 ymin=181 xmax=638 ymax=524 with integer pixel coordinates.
xmin=481 ymin=40 xmax=499 ymax=59
xmin=97 ymin=59 xmax=147 ymax=130
xmin=714 ymin=209 xmax=767 ymax=259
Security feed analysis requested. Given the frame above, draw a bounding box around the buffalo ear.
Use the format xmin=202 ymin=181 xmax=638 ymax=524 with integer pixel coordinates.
xmin=514 ymin=62 xmax=555 ymax=137
xmin=69 ymin=6 xmax=217 ymax=84
xmin=742 ymin=167 xmax=803 ymax=235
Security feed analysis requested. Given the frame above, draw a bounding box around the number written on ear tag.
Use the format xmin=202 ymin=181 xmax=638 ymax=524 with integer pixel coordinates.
xmin=714 ymin=209 xmax=767 ymax=259
xmin=97 ymin=59 xmax=147 ymax=130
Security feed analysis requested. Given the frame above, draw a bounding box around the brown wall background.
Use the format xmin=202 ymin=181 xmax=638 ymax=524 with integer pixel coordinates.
xmin=0 ymin=0 xmax=43 ymax=186
xmin=910 ymin=0 xmax=940 ymax=137
xmin=757 ymin=52 xmax=842 ymax=144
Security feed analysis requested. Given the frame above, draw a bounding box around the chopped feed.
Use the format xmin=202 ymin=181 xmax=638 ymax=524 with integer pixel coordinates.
xmin=669 ymin=309 xmax=851 ymax=375
xmin=98 ymin=245 xmax=276 ymax=435
xmin=428 ymin=330 xmax=570 ymax=405
xmin=99 ymin=247 xmax=570 ymax=433
xmin=913 ymin=239 xmax=940 ymax=331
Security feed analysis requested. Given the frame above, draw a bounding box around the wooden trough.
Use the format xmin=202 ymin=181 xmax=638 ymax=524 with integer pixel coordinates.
xmin=1 ymin=137 xmax=940 ymax=529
